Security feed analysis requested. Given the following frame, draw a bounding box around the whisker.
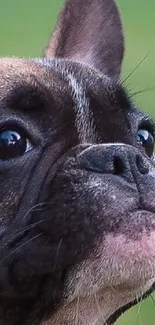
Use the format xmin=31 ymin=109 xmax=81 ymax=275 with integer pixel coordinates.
xmin=150 ymin=294 xmax=155 ymax=308
xmin=149 ymin=294 xmax=155 ymax=321
xmin=23 ymin=202 xmax=47 ymax=220
xmin=129 ymin=85 xmax=155 ymax=98
xmin=75 ymin=296 xmax=80 ymax=325
xmin=94 ymin=293 xmax=107 ymax=325
xmin=0 ymin=232 xmax=43 ymax=266
xmin=9 ymin=199 xmax=52 ymax=241
xmin=8 ymin=218 xmax=46 ymax=241
xmin=131 ymin=296 xmax=143 ymax=325
xmin=8 ymin=201 xmax=49 ymax=241
xmin=53 ymin=238 xmax=63 ymax=272
xmin=122 ymin=48 xmax=153 ymax=84
xmin=138 ymin=301 xmax=143 ymax=325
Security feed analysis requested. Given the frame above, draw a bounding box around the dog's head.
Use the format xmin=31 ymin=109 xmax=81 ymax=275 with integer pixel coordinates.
xmin=0 ymin=0 xmax=155 ymax=324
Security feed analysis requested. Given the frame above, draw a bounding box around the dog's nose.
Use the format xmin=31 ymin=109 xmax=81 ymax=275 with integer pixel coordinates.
xmin=77 ymin=144 xmax=149 ymax=179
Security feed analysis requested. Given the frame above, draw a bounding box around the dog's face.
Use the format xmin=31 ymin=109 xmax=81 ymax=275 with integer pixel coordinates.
xmin=0 ymin=0 xmax=155 ymax=324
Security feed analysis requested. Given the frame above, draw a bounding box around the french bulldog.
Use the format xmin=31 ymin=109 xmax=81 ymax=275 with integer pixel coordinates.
xmin=0 ymin=0 xmax=155 ymax=324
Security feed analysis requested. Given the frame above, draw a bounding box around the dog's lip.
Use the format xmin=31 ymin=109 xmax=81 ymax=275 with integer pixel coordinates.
xmin=139 ymin=194 xmax=155 ymax=214
xmin=137 ymin=208 xmax=155 ymax=215
xmin=129 ymin=208 xmax=155 ymax=225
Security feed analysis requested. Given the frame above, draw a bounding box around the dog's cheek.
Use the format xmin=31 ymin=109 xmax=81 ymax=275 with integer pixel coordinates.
xmin=0 ymin=168 xmax=31 ymax=231
xmin=0 ymin=151 xmax=41 ymax=227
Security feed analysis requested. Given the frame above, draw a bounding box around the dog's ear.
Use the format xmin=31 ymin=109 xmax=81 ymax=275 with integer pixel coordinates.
xmin=44 ymin=0 xmax=124 ymax=80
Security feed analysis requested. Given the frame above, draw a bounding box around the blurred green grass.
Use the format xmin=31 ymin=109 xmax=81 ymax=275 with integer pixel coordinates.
xmin=0 ymin=0 xmax=155 ymax=324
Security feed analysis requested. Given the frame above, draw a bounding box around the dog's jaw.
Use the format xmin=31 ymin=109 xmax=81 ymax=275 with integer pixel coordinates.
xmin=43 ymin=282 xmax=155 ymax=325
xmin=43 ymin=230 xmax=155 ymax=325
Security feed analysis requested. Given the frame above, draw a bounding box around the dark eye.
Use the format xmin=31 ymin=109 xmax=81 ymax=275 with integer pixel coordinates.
xmin=0 ymin=129 xmax=32 ymax=160
xmin=137 ymin=129 xmax=154 ymax=157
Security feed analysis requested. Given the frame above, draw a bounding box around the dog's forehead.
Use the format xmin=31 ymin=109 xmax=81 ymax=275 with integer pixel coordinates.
xmin=0 ymin=57 xmax=128 ymax=107
xmin=0 ymin=57 xmax=121 ymax=98
xmin=0 ymin=57 xmax=78 ymax=117
xmin=0 ymin=58 xmax=65 ymax=93
xmin=0 ymin=57 xmax=140 ymax=145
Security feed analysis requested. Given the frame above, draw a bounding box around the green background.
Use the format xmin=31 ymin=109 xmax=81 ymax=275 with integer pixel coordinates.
xmin=0 ymin=0 xmax=155 ymax=324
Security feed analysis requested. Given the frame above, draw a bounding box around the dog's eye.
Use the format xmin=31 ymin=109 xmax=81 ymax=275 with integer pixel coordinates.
xmin=0 ymin=129 xmax=32 ymax=160
xmin=137 ymin=129 xmax=154 ymax=157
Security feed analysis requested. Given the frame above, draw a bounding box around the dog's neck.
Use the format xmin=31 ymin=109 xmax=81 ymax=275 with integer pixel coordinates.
xmin=42 ymin=279 xmax=154 ymax=325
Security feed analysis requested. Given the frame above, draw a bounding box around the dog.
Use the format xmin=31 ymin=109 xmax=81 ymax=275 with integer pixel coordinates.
xmin=0 ymin=0 xmax=155 ymax=324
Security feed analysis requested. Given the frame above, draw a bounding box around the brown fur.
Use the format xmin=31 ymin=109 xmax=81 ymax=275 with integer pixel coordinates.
xmin=0 ymin=1 xmax=154 ymax=325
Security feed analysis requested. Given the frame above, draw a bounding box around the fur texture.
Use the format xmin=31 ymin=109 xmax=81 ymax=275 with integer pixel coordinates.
xmin=0 ymin=0 xmax=154 ymax=325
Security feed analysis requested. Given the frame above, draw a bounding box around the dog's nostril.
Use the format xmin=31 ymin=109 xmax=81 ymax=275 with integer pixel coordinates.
xmin=113 ymin=156 xmax=124 ymax=175
xmin=136 ymin=154 xmax=149 ymax=175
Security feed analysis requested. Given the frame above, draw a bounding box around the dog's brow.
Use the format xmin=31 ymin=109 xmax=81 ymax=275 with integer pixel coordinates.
xmin=115 ymin=87 xmax=131 ymax=111
xmin=5 ymin=84 xmax=47 ymax=112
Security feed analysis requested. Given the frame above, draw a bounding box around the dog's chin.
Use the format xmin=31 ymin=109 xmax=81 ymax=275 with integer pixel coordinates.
xmin=65 ymin=209 xmax=155 ymax=290
xmin=46 ymin=276 xmax=155 ymax=325
xmin=50 ymin=208 xmax=155 ymax=325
